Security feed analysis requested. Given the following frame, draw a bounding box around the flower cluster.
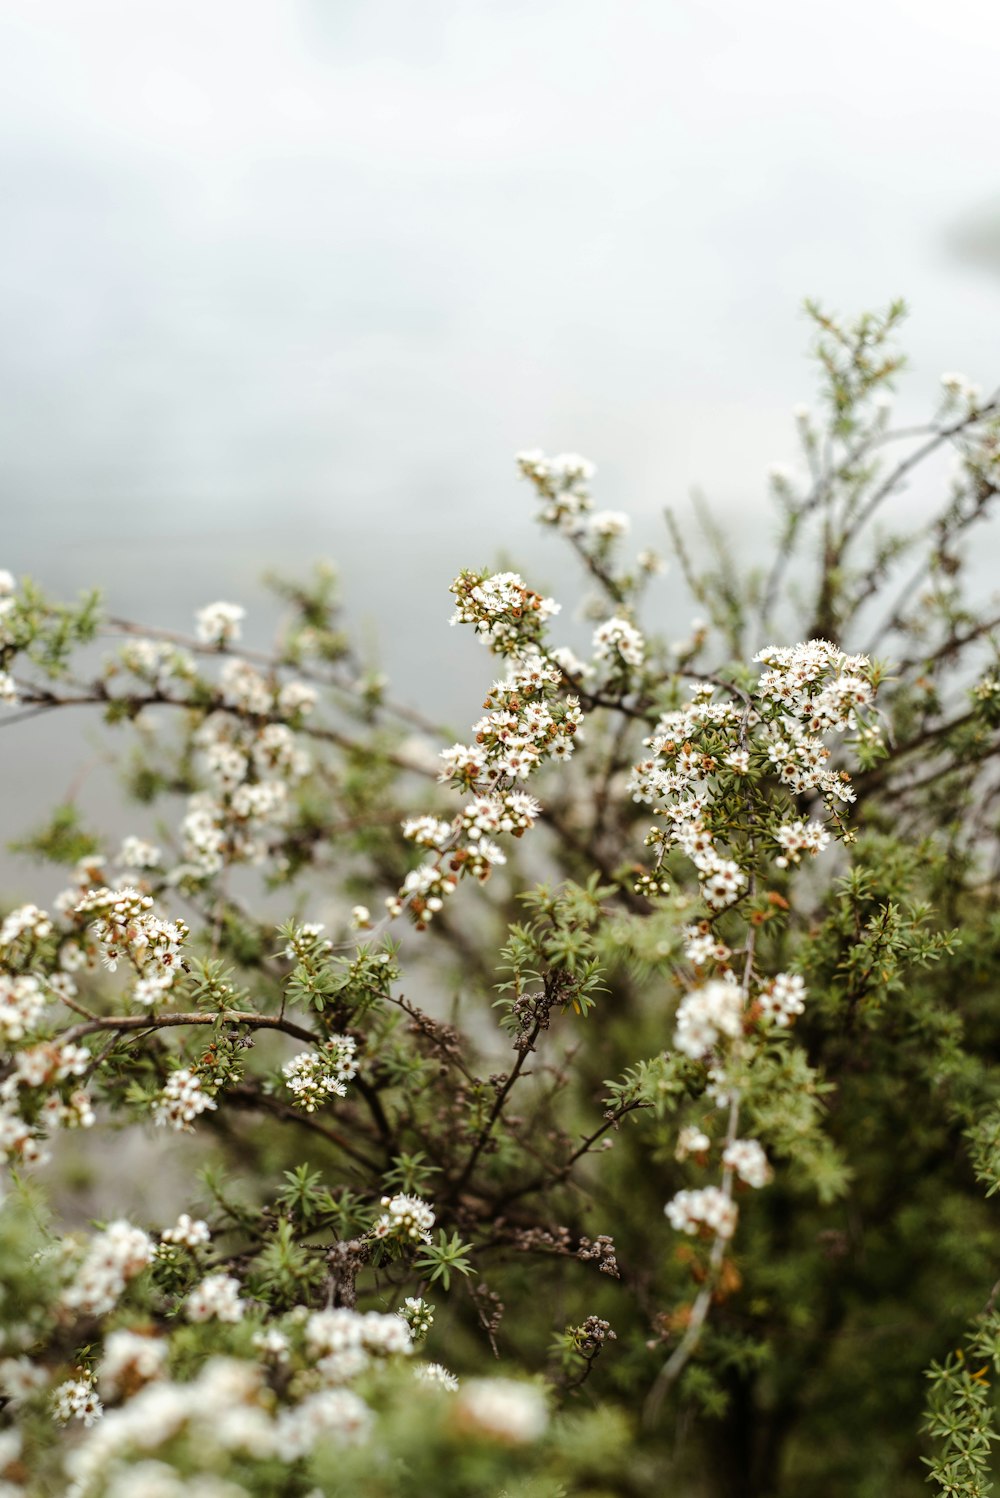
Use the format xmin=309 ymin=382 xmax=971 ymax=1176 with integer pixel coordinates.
xmin=675 ymin=1125 xmax=711 ymax=1161
xmin=753 ymin=640 xmax=873 ymax=801
xmin=152 ymin=1068 xmax=217 ymax=1132
xmin=398 ymin=1295 xmax=434 ymax=1340
xmin=449 ymin=569 xmax=560 ymax=655
xmin=758 ymin=970 xmax=807 ymax=1025
xmin=454 ymin=1377 xmax=549 ymax=1444
xmin=62 ymin=1221 xmax=154 ymax=1318
xmin=774 ymin=819 xmax=831 ymax=867
xmin=63 ymin=1356 xmax=370 ymax=1495
xmin=305 ymin=1306 xmax=413 ymax=1384
xmin=194 ymin=600 xmax=245 ymax=646
xmin=99 ymin=1331 xmax=169 ymax=1400
xmin=371 ymin=1192 xmax=436 ymax=1245
xmin=74 ymin=886 xmax=189 ymax=1007
xmin=177 ymin=700 xmax=310 ymax=878
xmin=160 ymin=1213 xmax=211 ymax=1248
xmin=119 ymin=636 xmax=197 ymax=690
xmin=391 ymin=647 xmax=579 ymax=927
xmin=0 ymin=902 xmax=53 ymax=950
xmin=417 ymin=1361 xmax=460 ymax=1390
xmin=665 ymin=1185 xmax=739 ymax=1239
xmin=52 ymin=1372 xmax=103 ymax=1427
xmin=673 ymin=979 xmax=743 ymax=1061
xmin=593 ymin=615 xmax=645 ymax=670
xmin=282 ymin=1035 xmax=358 ymax=1111
xmin=723 ymin=1138 xmax=771 ymax=1188
xmin=0 ymin=971 xmax=48 ymax=1044
xmin=516 ymin=449 xmax=595 ymax=528
xmin=185 ymin=1272 xmax=245 ymax=1324
xmin=630 ymin=642 xmax=876 ymax=923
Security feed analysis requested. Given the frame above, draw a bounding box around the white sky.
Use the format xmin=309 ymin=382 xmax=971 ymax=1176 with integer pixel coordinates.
xmin=0 ymin=0 xmax=999 ymax=712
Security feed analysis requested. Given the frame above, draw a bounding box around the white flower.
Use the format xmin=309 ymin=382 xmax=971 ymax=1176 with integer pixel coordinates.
xmin=593 ymin=616 xmax=645 ymax=668
xmin=99 ymin=1331 xmax=168 ymax=1398
xmin=161 ymin=1213 xmax=211 ymax=1248
xmin=117 ymin=836 xmax=162 ymax=870
xmin=277 ymin=679 xmax=318 ymax=718
xmin=588 ymin=510 xmax=630 ymax=539
xmin=774 ymin=819 xmax=830 ymax=867
xmin=674 ymin=980 xmax=743 ymax=1060
xmin=759 ymin=971 xmax=806 ymax=1026
xmin=675 ymin=1125 xmax=711 ymax=1160
xmin=275 ymin=1388 xmax=371 ymax=1458
xmin=416 ymin=1361 xmax=459 ymax=1391
xmin=185 ymin=1273 xmax=245 ymax=1324
xmin=0 ymin=570 xmax=14 ymax=596
xmin=0 ymin=903 xmax=53 ymax=948
xmin=454 ymin=1378 xmax=548 ymax=1443
xmin=665 ymin=1185 xmax=738 ymax=1239
xmin=152 ymin=1069 xmax=217 ymax=1131
xmin=940 ymin=371 xmax=981 ymax=406
xmin=0 ymin=1357 xmax=47 ymax=1403
xmin=195 ymin=601 xmax=245 ymax=646
xmin=371 ymin=1192 xmax=435 ymax=1245
xmin=0 ymin=672 xmax=16 ymax=706
xmin=283 ymin=1036 xmax=358 ymax=1112
xmin=52 ymin=1372 xmax=103 ymax=1427
xmin=723 ymin=1138 xmax=771 ymax=1188
xmin=62 ymin=1221 xmax=154 ymax=1317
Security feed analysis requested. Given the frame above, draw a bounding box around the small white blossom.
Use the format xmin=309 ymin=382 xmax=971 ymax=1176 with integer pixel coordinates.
xmin=195 ymin=601 xmax=245 ymax=646
xmin=665 ymin=1185 xmax=738 ymax=1239
xmin=588 ymin=509 xmax=630 ymax=539
xmin=283 ymin=1036 xmax=358 ymax=1112
xmin=674 ymin=980 xmax=743 ymax=1060
xmin=52 ymin=1372 xmax=103 ymax=1427
xmin=416 ymin=1361 xmax=459 ymax=1391
xmin=161 ymin=1213 xmax=211 ymax=1248
xmin=454 ymin=1378 xmax=548 ymax=1443
xmin=723 ymin=1138 xmax=772 ymax=1188
xmin=675 ymin=1125 xmax=711 ymax=1160
xmin=759 ymin=971 xmax=806 ymax=1026
xmin=62 ymin=1221 xmax=154 ymax=1317
xmin=371 ymin=1192 xmax=435 ymax=1245
xmin=276 ymin=679 xmax=318 ymax=718
xmin=116 ymin=836 xmax=162 ymax=870
xmin=99 ymin=1331 xmax=168 ymax=1399
xmin=593 ymin=616 xmax=644 ymax=668
xmin=152 ymin=1069 xmax=217 ymax=1131
xmin=185 ymin=1273 xmax=245 ymax=1324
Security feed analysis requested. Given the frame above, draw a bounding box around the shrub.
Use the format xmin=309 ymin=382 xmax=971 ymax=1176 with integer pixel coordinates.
xmin=1 ymin=302 xmax=1000 ymax=1496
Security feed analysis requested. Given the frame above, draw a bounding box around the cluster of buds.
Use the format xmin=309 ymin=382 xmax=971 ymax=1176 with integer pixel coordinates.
xmin=398 ymin=1296 xmax=434 ymax=1341
xmin=449 ymin=569 xmax=560 ymax=655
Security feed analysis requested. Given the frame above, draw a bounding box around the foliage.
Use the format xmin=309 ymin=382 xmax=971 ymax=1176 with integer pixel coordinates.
xmin=0 ymin=305 xmax=1000 ymax=1495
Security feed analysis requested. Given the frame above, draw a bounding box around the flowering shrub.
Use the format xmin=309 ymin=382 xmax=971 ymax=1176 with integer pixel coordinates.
xmin=2 ymin=303 xmax=1000 ymax=1494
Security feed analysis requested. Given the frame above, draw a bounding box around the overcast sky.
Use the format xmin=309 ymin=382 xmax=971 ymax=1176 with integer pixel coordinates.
xmin=1 ymin=0 xmax=999 ymax=712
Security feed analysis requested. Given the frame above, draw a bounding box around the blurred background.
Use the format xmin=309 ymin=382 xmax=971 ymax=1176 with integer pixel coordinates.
xmin=2 ymin=0 xmax=1000 ymax=879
